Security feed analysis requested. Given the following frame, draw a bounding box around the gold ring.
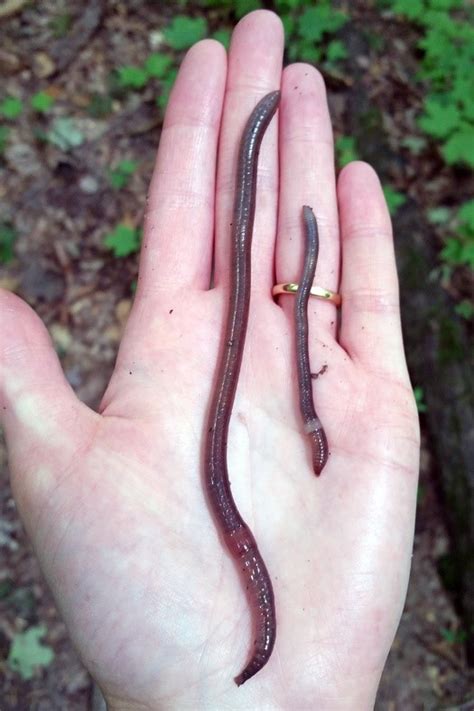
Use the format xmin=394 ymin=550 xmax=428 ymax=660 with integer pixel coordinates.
xmin=272 ymin=283 xmax=342 ymax=306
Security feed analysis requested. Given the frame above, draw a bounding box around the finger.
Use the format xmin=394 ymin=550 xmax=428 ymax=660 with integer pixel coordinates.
xmin=214 ymin=10 xmax=284 ymax=292
xmin=137 ymin=39 xmax=227 ymax=297
xmin=276 ymin=65 xmax=339 ymax=336
xmin=338 ymin=162 xmax=407 ymax=376
xmin=0 ymin=289 xmax=98 ymax=502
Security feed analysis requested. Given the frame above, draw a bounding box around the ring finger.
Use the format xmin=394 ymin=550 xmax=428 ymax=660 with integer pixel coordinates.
xmin=275 ymin=64 xmax=340 ymax=338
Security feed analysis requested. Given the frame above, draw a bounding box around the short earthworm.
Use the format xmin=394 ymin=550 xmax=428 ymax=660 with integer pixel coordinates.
xmin=205 ymin=91 xmax=280 ymax=686
xmin=295 ymin=205 xmax=329 ymax=476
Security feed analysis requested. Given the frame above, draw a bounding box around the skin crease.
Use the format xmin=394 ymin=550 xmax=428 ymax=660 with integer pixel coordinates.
xmin=0 ymin=11 xmax=420 ymax=711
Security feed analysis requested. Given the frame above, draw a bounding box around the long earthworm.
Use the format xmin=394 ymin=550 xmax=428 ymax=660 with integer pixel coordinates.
xmin=204 ymin=90 xmax=280 ymax=686
xmin=295 ymin=206 xmax=329 ymax=475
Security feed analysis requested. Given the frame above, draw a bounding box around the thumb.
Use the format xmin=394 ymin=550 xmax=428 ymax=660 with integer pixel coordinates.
xmin=0 ymin=289 xmax=98 ymax=505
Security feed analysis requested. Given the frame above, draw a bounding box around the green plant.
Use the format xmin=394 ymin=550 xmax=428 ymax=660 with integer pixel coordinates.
xmin=383 ymin=185 xmax=407 ymax=215
xmin=416 ymin=483 xmax=426 ymax=505
xmin=7 ymin=625 xmax=54 ymax=680
xmin=199 ymin=0 xmax=349 ymax=63
xmin=87 ymin=93 xmax=113 ymax=118
xmin=46 ymin=117 xmax=84 ymax=151
xmin=414 ymin=386 xmax=427 ymax=413
xmin=115 ymin=48 xmax=177 ymax=112
xmin=145 ymin=53 xmax=174 ymax=79
xmin=440 ymin=626 xmax=468 ymax=644
xmin=0 ymin=222 xmax=17 ymax=263
xmin=117 ymin=66 xmax=149 ymax=90
xmin=163 ymin=16 xmax=208 ymax=50
xmin=382 ymin=0 xmax=474 ymax=168
xmin=0 ymin=125 xmax=9 ymax=154
xmin=49 ymin=12 xmax=72 ymax=38
xmin=31 ymin=91 xmax=55 ymax=113
xmin=235 ymin=0 xmax=262 ymax=17
xmin=157 ymin=69 xmax=179 ymax=111
xmin=104 ymin=223 xmax=141 ymax=257
xmin=440 ymin=199 xmax=474 ymax=271
xmin=278 ymin=0 xmax=348 ymax=65
xmin=0 ymin=96 xmax=23 ymax=120
xmin=455 ymin=299 xmax=474 ymax=320
xmin=212 ymin=28 xmax=232 ymax=48
xmin=335 ymin=135 xmax=358 ymax=167
xmin=427 ymin=206 xmax=451 ymax=224
xmin=108 ymin=159 xmax=139 ymax=190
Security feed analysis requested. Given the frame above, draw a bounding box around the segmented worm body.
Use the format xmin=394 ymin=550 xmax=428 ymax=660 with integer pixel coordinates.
xmin=205 ymin=91 xmax=280 ymax=686
xmin=295 ymin=206 xmax=329 ymax=475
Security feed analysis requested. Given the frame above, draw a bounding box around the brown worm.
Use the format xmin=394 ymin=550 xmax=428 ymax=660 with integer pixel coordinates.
xmin=295 ymin=206 xmax=329 ymax=475
xmin=204 ymin=91 xmax=280 ymax=686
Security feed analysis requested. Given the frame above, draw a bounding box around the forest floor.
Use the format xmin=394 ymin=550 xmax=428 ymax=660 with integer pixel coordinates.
xmin=0 ymin=1 xmax=473 ymax=708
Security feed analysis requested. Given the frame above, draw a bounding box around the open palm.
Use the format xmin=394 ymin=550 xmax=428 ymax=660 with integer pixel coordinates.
xmin=0 ymin=11 xmax=419 ymax=711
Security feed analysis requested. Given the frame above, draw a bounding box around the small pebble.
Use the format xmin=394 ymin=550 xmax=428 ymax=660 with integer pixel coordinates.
xmin=79 ymin=175 xmax=99 ymax=194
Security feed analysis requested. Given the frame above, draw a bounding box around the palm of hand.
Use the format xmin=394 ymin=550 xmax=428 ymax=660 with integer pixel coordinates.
xmin=6 ymin=290 xmax=417 ymax=708
xmin=1 ymin=11 xmax=419 ymax=711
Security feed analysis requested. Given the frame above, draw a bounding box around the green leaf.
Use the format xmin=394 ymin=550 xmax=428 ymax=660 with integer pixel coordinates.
xmin=157 ymin=69 xmax=178 ymax=111
xmin=117 ymin=66 xmax=149 ymax=89
xmin=440 ymin=627 xmax=468 ymax=644
xmin=458 ymin=199 xmax=474 ymax=232
xmin=326 ymin=39 xmax=347 ymax=63
xmin=212 ymin=29 xmax=231 ymax=48
xmin=439 ymin=233 xmax=474 ymax=268
xmin=47 ymin=117 xmax=84 ymax=151
xmin=280 ymin=12 xmax=296 ymax=41
xmin=295 ymin=43 xmax=322 ymax=64
xmin=235 ymin=0 xmax=262 ymax=18
xmin=390 ymin=0 xmax=425 ymax=20
xmin=454 ymin=78 xmax=474 ymax=120
xmin=49 ymin=12 xmax=72 ymax=38
xmin=7 ymin=625 xmax=54 ymax=680
xmin=116 ymin=159 xmax=138 ymax=175
xmin=104 ymin=223 xmax=141 ymax=257
xmin=0 ymin=222 xmax=17 ymax=263
xmin=413 ymin=386 xmax=427 ymax=413
xmin=275 ymin=0 xmax=304 ymax=10
xmin=297 ymin=6 xmax=347 ymax=44
xmin=460 ymin=241 xmax=474 ymax=268
xmin=430 ymin=0 xmax=463 ymax=11
xmin=164 ymin=16 xmax=208 ymax=51
xmin=427 ymin=206 xmax=451 ymax=224
xmin=108 ymin=173 xmax=127 ymax=190
xmin=418 ymin=98 xmax=461 ymax=139
xmin=198 ymin=0 xmax=226 ymax=6
xmin=0 ymin=96 xmax=23 ymax=120
xmin=31 ymin=91 xmax=55 ymax=113
xmin=440 ymin=237 xmax=462 ymax=264
xmin=87 ymin=93 xmax=113 ymax=118
xmin=0 ymin=125 xmax=9 ymax=154
xmin=335 ymin=135 xmax=358 ymax=167
xmin=442 ymin=127 xmax=474 ymax=167
xmin=455 ymin=300 xmax=474 ymax=320
xmin=144 ymin=53 xmax=173 ymax=79
xmin=108 ymin=160 xmax=139 ymax=189
xmin=383 ymin=185 xmax=407 ymax=215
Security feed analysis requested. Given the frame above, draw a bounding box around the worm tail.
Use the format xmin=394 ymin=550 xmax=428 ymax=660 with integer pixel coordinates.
xmin=224 ymin=526 xmax=276 ymax=686
xmin=308 ymin=426 xmax=329 ymax=476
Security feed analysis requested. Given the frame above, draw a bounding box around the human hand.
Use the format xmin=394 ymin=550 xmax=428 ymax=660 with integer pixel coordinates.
xmin=0 ymin=11 xmax=419 ymax=710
